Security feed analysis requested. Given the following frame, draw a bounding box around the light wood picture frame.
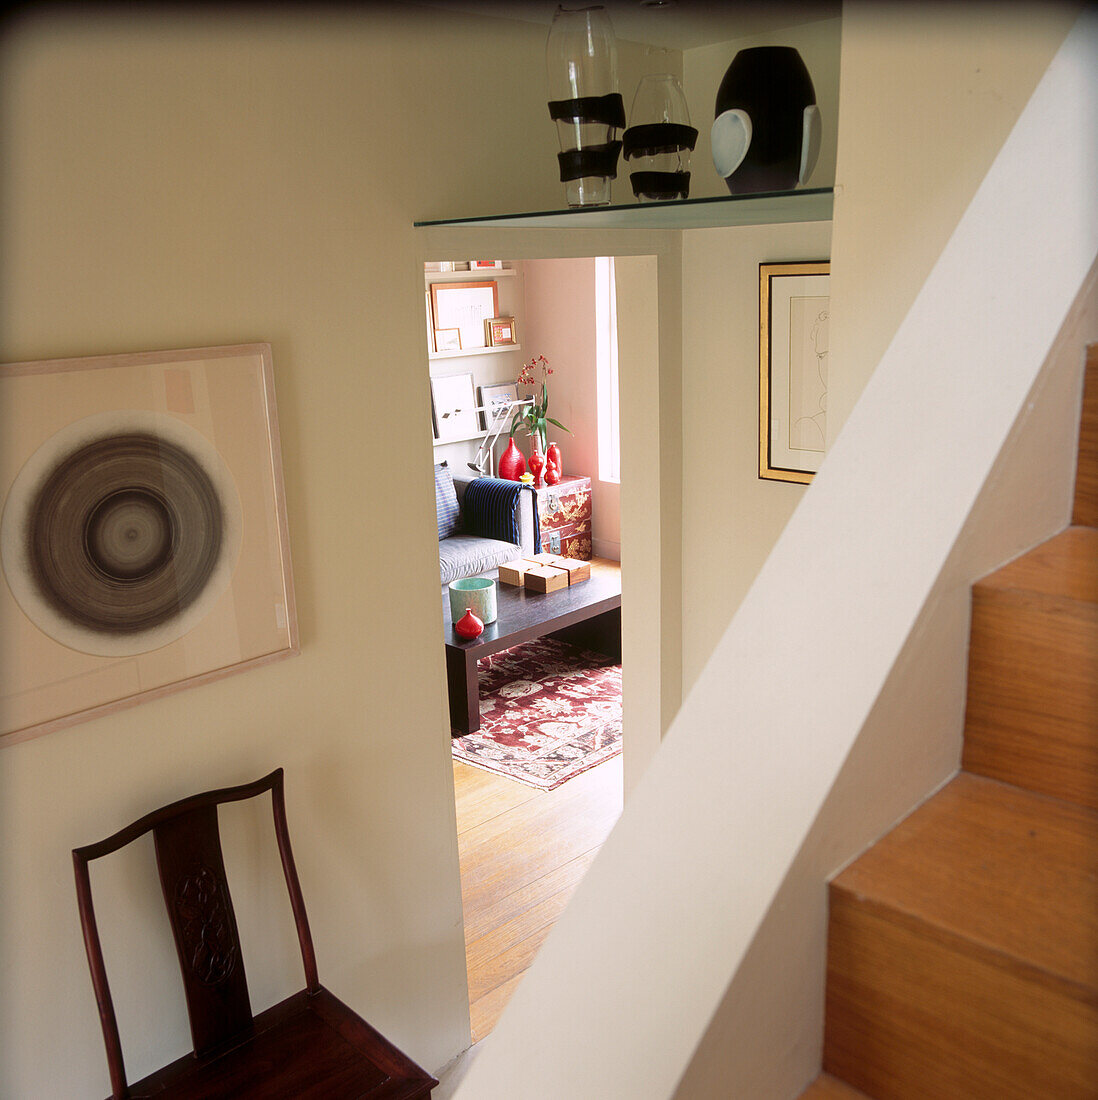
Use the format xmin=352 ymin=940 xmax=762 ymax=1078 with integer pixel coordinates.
xmin=434 ymin=328 xmax=462 ymax=353
xmin=0 ymin=343 xmax=299 ymax=746
xmin=759 ymin=261 xmax=830 ymax=484
xmin=430 ymin=280 xmax=499 ymax=351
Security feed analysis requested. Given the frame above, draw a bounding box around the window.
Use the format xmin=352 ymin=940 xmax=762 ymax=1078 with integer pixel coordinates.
xmin=595 ymin=256 xmax=620 ymax=484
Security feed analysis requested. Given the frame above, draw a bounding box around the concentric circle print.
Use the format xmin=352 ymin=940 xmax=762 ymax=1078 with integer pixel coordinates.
xmin=1 ymin=412 xmax=241 ymax=657
xmin=29 ymin=434 xmax=222 ymax=632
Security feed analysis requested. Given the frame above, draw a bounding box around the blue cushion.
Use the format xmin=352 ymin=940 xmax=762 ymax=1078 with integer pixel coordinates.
xmin=435 ymin=462 xmax=461 ymax=540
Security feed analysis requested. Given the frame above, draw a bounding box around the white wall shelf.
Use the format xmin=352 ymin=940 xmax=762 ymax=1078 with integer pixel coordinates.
xmin=433 ymin=428 xmax=489 ymax=446
xmin=428 ymin=342 xmax=522 ymax=362
xmin=424 ymin=268 xmax=517 ymax=282
xmin=415 ymin=188 xmax=833 ymax=231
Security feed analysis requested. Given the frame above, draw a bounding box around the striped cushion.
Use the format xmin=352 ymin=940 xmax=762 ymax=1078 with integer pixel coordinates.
xmin=435 ymin=462 xmax=461 ymax=540
xmin=462 ymin=477 xmax=539 ymax=548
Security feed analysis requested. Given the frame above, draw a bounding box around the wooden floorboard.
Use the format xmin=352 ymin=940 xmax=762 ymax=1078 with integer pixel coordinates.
xmin=453 ymin=754 xmax=622 ymax=1039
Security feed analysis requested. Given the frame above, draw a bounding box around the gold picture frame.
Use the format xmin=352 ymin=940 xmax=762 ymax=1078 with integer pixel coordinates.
xmin=485 ymin=316 xmax=518 ymax=347
xmin=759 ymin=261 xmax=830 ymax=484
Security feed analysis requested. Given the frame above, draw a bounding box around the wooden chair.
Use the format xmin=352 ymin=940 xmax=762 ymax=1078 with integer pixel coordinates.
xmin=73 ymin=768 xmax=437 ymax=1099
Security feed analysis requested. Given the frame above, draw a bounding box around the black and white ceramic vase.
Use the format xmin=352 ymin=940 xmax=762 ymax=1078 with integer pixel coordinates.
xmin=711 ymin=46 xmax=821 ymax=195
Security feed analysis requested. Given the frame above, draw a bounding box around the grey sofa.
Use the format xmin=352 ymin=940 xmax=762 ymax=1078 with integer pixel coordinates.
xmin=439 ymin=471 xmax=537 ymax=585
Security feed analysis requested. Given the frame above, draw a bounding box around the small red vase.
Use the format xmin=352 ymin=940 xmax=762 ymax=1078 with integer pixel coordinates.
xmin=546 ymin=442 xmax=562 ymax=478
xmin=498 ymin=438 xmax=526 ymax=481
xmin=454 ymin=608 xmax=484 ymax=639
xmin=527 ymin=448 xmax=546 ymax=488
xmin=544 ymin=464 xmax=561 ymax=485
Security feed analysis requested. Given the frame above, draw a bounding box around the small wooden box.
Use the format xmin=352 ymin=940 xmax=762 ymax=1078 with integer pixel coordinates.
xmin=523 ymin=564 xmax=570 ymax=594
xmin=548 ymin=556 xmax=591 ymax=584
xmin=525 ymin=553 xmax=560 ymax=566
xmin=498 ymin=560 xmax=532 ymax=587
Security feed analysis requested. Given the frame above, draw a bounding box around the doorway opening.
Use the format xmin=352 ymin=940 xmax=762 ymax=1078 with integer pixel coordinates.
xmin=421 ymin=246 xmax=662 ymax=1040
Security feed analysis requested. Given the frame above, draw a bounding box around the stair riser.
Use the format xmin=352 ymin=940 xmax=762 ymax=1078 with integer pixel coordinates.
xmin=963 ymin=588 xmax=1098 ymax=808
xmin=823 ymin=891 xmax=1098 ymax=1100
xmin=1071 ymin=347 xmax=1098 ymax=525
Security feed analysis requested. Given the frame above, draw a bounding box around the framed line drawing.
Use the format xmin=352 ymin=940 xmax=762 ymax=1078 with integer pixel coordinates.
xmin=759 ymin=261 xmax=830 ymax=484
xmin=431 ymin=372 xmax=479 ymax=442
xmin=0 ymin=343 xmax=299 ymax=746
xmin=429 ymin=281 xmax=499 ymax=351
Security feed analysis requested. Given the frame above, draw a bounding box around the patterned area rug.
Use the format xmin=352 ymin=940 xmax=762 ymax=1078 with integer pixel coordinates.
xmin=451 ymin=636 xmax=622 ymax=790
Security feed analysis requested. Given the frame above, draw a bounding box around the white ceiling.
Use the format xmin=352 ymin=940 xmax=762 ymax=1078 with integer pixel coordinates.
xmin=399 ymin=1 xmax=840 ymax=51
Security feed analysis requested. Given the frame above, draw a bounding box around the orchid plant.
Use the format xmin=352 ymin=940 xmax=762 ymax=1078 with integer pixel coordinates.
xmin=509 ymin=354 xmax=570 ymax=452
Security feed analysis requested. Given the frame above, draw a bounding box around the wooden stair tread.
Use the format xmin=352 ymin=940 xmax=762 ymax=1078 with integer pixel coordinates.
xmin=832 ymin=772 xmax=1098 ymax=996
xmin=798 ymin=1072 xmax=872 ymax=1098
xmin=976 ymin=526 xmax=1098 ymax=602
xmin=1072 ymin=344 xmax=1098 ymax=526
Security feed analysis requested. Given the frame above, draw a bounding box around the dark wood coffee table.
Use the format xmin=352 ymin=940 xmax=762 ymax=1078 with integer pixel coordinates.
xmin=443 ymin=570 xmax=622 ymax=736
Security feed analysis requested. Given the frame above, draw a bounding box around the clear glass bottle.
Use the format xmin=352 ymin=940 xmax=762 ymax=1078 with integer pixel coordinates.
xmin=623 ymin=70 xmax=697 ymax=202
xmin=546 ymin=6 xmax=624 ymax=207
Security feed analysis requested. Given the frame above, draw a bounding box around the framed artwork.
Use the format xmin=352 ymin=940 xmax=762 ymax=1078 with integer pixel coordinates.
xmin=430 ymin=281 xmax=499 ymax=351
xmin=478 ymin=382 xmax=520 ymax=431
xmin=759 ymin=261 xmax=830 ymax=484
xmin=434 ymin=328 xmax=462 ymax=353
xmin=469 ymin=260 xmax=503 ymax=270
xmin=431 ymin=373 xmax=479 ymax=442
xmin=485 ymin=317 xmax=518 ymax=347
xmin=0 ymin=343 xmax=298 ymax=746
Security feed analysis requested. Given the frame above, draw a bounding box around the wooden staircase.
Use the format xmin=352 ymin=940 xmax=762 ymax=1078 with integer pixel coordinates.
xmin=803 ymin=346 xmax=1098 ymax=1099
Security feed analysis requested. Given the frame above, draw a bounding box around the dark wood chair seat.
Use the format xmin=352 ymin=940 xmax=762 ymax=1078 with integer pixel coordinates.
xmin=73 ymin=768 xmax=436 ymax=1100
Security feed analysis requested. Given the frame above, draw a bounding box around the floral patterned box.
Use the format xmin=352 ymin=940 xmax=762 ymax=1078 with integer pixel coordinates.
xmin=536 ymin=475 xmax=592 ymax=561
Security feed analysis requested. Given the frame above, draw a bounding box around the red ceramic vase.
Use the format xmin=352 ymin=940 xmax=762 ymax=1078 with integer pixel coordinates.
xmin=455 ymin=608 xmax=484 ymax=640
xmin=544 ymin=464 xmax=561 ymax=485
xmin=527 ymin=448 xmax=546 ymax=488
xmin=546 ymin=442 xmax=563 ymax=477
xmin=498 ymin=438 xmax=527 ymax=481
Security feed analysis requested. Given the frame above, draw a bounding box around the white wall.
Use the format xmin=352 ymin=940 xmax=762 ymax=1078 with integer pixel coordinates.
xmin=0 ymin=8 xmax=665 ymax=1095
xmin=680 ymin=220 xmax=832 ymax=692
xmin=523 ymin=257 xmax=622 ymax=559
xmin=684 ymin=18 xmax=843 ymax=202
xmin=827 ymin=0 xmax=1082 ymax=437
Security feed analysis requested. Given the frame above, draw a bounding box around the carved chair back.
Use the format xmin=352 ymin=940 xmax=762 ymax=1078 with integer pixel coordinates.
xmin=72 ymin=768 xmax=317 ymax=1099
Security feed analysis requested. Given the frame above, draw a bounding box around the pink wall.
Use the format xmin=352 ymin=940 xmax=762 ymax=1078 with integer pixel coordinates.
xmin=523 ymin=257 xmax=621 ymax=559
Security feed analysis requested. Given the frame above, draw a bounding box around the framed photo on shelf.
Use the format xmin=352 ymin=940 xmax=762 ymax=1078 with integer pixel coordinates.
xmin=478 ymin=382 xmax=520 ymax=431
xmin=469 ymin=260 xmax=503 ymax=270
xmin=485 ymin=317 xmax=518 ymax=347
xmin=759 ymin=261 xmax=830 ymax=484
xmin=434 ymin=328 xmax=462 ymax=353
xmin=0 ymin=343 xmax=299 ymax=746
xmin=430 ymin=280 xmax=499 ymax=351
xmin=431 ymin=372 xmax=479 ymax=442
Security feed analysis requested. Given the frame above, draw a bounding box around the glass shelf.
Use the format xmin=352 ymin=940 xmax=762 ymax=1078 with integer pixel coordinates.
xmin=415 ymin=187 xmax=833 ymax=231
